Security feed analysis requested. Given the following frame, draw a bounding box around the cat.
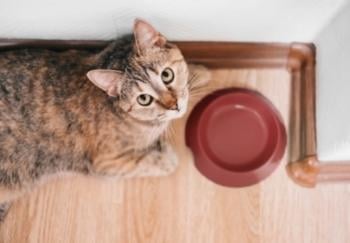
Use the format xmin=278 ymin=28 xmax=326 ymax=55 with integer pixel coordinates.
xmin=0 ymin=19 xmax=210 ymax=222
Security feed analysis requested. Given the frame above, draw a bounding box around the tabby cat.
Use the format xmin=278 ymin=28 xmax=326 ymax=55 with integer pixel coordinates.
xmin=0 ymin=19 xmax=209 ymax=221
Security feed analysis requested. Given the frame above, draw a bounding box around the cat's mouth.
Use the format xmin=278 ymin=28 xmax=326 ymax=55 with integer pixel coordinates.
xmin=157 ymin=104 xmax=187 ymax=121
xmin=166 ymin=102 xmax=188 ymax=121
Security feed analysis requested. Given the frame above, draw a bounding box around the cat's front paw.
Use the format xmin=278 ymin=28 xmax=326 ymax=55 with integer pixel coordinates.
xmin=159 ymin=144 xmax=179 ymax=175
xmin=143 ymin=144 xmax=179 ymax=177
xmin=123 ymin=144 xmax=179 ymax=178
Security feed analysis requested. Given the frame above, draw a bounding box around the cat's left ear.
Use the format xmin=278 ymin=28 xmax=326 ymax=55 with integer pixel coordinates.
xmin=133 ymin=19 xmax=167 ymax=52
xmin=86 ymin=69 xmax=123 ymax=97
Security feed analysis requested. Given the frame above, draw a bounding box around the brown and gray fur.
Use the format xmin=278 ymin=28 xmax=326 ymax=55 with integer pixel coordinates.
xmin=0 ymin=19 xmax=210 ymax=222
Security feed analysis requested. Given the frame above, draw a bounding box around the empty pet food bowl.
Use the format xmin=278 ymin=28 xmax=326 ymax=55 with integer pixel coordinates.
xmin=186 ymin=88 xmax=286 ymax=187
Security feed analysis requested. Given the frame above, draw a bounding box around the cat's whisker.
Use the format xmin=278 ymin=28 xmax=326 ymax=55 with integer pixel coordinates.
xmin=187 ymin=74 xmax=199 ymax=90
xmin=189 ymin=91 xmax=208 ymax=99
xmin=190 ymin=84 xmax=212 ymax=94
xmin=190 ymin=88 xmax=209 ymax=95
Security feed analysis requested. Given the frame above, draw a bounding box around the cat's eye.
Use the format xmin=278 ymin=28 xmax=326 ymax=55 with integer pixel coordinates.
xmin=137 ymin=94 xmax=154 ymax=106
xmin=161 ymin=68 xmax=174 ymax=84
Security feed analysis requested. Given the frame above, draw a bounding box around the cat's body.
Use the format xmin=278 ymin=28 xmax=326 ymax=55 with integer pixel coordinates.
xmin=0 ymin=20 xmax=209 ymax=221
xmin=0 ymin=36 xmax=156 ymax=183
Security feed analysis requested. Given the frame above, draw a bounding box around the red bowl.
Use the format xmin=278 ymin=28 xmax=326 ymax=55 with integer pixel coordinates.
xmin=186 ymin=88 xmax=286 ymax=187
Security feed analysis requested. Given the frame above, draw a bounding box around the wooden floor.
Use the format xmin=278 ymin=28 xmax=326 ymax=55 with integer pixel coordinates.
xmin=1 ymin=69 xmax=350 ymax=243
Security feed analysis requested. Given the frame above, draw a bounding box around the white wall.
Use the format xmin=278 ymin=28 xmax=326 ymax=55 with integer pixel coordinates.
xmin=315 ymin=1 xmax=350 ymax=161
xmin=0 ymin=0 xmax=347 ymax=42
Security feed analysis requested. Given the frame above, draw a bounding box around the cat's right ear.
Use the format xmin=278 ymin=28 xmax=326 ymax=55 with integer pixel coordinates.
xmin=86 ymin=69 xmax=123 ymax=97
xmin=133 ymin=19 xmax=167 ymax=53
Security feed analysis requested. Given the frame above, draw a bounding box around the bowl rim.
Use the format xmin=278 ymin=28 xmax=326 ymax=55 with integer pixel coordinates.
xmin=185 ymin=88 xmax=287 ymax=187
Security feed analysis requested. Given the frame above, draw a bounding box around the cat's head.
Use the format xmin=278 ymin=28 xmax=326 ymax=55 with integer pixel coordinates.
xmin=87 ymin=19 xmax=189 ymax=122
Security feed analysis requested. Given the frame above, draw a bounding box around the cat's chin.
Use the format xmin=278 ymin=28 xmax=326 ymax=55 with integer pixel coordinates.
xmin=163 ymin=108 xmax=187 ymax=121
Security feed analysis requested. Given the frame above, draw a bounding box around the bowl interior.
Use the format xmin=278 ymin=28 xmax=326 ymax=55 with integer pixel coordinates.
xmin=199 ymin=93 xmax=278 ymax=172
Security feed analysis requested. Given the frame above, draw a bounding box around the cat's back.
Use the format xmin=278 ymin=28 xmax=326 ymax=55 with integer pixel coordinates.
xmin=0 ymin=48 xmax=92 ymax=87
xmin=0 ymin=48 xmax=93 ymax=105
xmin=0 ymin=49 xmax=53 ymax=117
xmin=0 ymin=49 xmax=48 ymax=94
xmin=0 ymin=48 xmax=96 ymax=176
xmin=0 ymin=48 xmax=50 ymax=68
xmin=0 ymin=48 xmax=94 ymax=134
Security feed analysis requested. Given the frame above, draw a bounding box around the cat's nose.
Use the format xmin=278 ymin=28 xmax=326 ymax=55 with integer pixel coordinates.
xmin=160 ymin=93 xmax=178 ymax=110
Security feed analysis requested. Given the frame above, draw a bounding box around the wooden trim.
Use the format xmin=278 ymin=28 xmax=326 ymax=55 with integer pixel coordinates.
xmin=286 ymin=156 xmax=320 ymax=187
xmin=0 ymin=39 xmax=107 ymax=50
xmin=287 ymin=43 xmax=317 ymax=159
xmin=176 ymin=42 xmax=290 ymax=68
xmin=286 ymin=43 xmax=350 ymax=187
xmin=0 ymin=39 xmax=290 ymax=68
xmin=1 ymin=38 xmax=350 ymax=187
xmin=287 ymin=156 xmax=350 ymax=187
